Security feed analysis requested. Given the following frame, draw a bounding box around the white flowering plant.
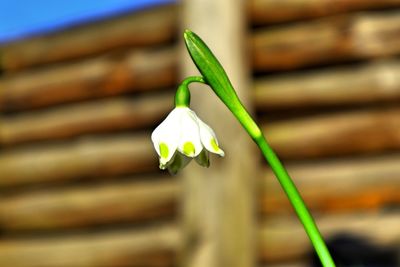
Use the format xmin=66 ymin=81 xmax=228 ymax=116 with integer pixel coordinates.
xmin=151 ymin=30 xmax=336 ymax=267
xmin=151 ymin=103 xmax=224 ymax=174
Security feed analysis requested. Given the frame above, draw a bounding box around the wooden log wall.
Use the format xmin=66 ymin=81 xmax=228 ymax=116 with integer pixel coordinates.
xmin=0 ymin=5 xmax=177 ymax=71
xmin=250 ymin=0 xmax=400 ymax=265
xmin=0 ymin=4 xmax=181 ymax=267
xmin=1 ymin=1 xmax=400 ymax=266
xmin=0 ymin=225 xmax=179 ymax=267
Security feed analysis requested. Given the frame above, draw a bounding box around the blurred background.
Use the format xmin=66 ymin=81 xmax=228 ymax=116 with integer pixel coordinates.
xmin=0 ymin=0 xmax=399 ymax=266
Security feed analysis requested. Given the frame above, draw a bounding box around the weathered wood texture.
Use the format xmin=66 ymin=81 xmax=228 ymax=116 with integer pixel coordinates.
xmin=0 ymin=48 xmax=177 ymax=111
xmin=2 ymin=1 xmax=399 ymax=72
xmin=2 ymin=153 xmax=398 ymax=233
xmin=264 ymin=108 xmax=400 ymax=159
xmin=252 ymin=12 xmax=400 ymax=71
xmin=262 ymin=263 xmax=308 ymax=267
xmin=0 ymin=5 xmax=177 ymax=71
xmin=0 ymin=94 xmax=173 ymax=146
xmin=0 ymin=179 xmax=178 ymax=232
xmin=261 ymin=154 xmax=400 ymax=214
xmin=0 ymin=134 xmax=156 ymax=187
xmin=254 ymin=60 xmax=400 ymax=109
xmin=260 ymin=213 xmax=400 ymax=263
xmin=249 ymin=0 xmax=400 ymax=24
xmin=0 ymin=225 xmax=179 ymax=267
xmin=181 ymin=1 xmax=256 ymax=267
xmin=0 ymin=3 xmax=398 ymax=267
xmin=5 ymin=212 xmax=395 ymax=267
xmin=2 ymin=107 xmax=399 ymax=187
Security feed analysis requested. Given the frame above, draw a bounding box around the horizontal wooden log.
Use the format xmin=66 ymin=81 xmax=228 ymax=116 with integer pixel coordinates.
xmin=260 ymin=213 xmax=400 ymax=262
xmin=260 ymin=154 xmax=400 ymax=214
xmin=0 ymin=179 xmax=179 ymax=232
xmin=0 ymin=94 xmax=173 ymax=146
xmin=0 ymin=225 xmax=179 ymax=267
xmin=249 ymin=0 xmax=400 ymax=25
xmin=254 ymin=60 xmax=400 ymax=110
xmin=0 ymin=5 xmax=177 ymax=71
xmin=0 ymin=134 xmax=157 ymax=187
xmin=252 ymin=12 xmax=400 ymax=71
xmin=264 ymin=107 xmax=400 ymax=159
xmin=263 ymin=264 xmax=308 ymax=267
xmin=262 ymin=264 xmax=307 ymax=267
xmin=0 ymin=47 xmax=177 ymax=111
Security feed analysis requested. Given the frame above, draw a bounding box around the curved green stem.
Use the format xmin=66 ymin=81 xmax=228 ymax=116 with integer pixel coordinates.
xmin=183 ymin=29 xmax=336 ymax=267
xmin=175 ymin=76 xmax=206 ymax=107
xmin=181 ymin=76 xmax=206 ymax=87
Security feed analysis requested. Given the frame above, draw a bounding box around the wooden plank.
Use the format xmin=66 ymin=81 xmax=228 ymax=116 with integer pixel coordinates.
xmin=0 ymin=134 xmax=157 ymax=187
xmin=260 ymin=154 xmax=400 ymax=214
xmin=181 ymin=1 xmax=256 ymax=267
xmin=254 ymin=60 xmax=400 ymax=110
xmin=249 ymin=0 xmax=400 ymax=25
xmin=0 ymin=225 xmax=179 ymax=267
xmin=262 ymin=264 xmax=308 ymax=267
xmin=0 ymin=179 xmax=179 ymax=232
xmin=0 ymin=94 xmax=173 ymax=146
xmin=259 ymin=213 xmax=400 ymax=263
xmin=252 ymin=12 xmax=400 ymax=71
xmin=0 ymin=47 xmax=177 ymax=111
xmin=264 ymin=108 xmax=400 ymax=159
xmin=0 ymin=5 xmax=177 ymax=71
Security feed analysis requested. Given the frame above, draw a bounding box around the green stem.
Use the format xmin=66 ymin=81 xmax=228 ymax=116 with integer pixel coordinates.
xmin=255 ymin=133 xmax=336 ymax=267
xmin=231 ymin=99 xmax=335 ymax=266
xmin=231 ymin=99 xmax=336 ymax=267
xmin=182 ymin=77 xmax=336 ymax=266
xmin=175 ymin=76 xmax=206 ymax=107
xmin=183 ymin=29 xmax=336 ymax=267
xmin=181 ymin=76 xmax=206 ymax=87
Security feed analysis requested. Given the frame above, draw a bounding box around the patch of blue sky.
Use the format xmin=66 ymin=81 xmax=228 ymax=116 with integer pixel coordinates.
xmin=0 ymin=0 xmax=176 ymax=43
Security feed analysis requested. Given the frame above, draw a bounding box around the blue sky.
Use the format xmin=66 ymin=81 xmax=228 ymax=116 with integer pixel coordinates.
xmin=0 ymin=0 xmax=176 ymax=43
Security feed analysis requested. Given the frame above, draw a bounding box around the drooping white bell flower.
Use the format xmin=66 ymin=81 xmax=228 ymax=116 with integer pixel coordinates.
xmin=151 ymin=106 xmax=224 ymax=174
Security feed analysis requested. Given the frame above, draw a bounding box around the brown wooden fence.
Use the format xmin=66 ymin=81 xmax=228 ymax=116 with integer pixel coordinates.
xmin=1 ymin=1 xmax=399 ymax=266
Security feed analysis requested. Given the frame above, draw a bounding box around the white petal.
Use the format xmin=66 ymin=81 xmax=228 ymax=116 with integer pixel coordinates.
xmin=151 ymin=108 xmax=181 ymax=165
xmin=197 ymin=118 xmax=225 ymax=156
xmin=176 ymin=108 xmax=203 ymax=157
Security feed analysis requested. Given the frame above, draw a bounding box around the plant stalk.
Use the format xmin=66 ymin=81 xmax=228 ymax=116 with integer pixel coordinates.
xmin=183 ymin=29 xmax=336 ymax=267
xmin=255 ymin=133 xmax=336 ymax=267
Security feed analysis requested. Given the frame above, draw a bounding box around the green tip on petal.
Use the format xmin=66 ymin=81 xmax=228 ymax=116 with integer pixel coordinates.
xmin=210 ymin=138 xmax=225 ymax=156
xmin=183 ymin=141 xmax=195 ymax=156
xmin=210 ymin=138 xmax=220 ymax=151
xmin=159 ymin=143 xmax=169 ymax=159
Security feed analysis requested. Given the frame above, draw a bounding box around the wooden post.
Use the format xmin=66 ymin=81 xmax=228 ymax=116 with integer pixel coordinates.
xmin=180 ymin=1 xmax=256 ymax=267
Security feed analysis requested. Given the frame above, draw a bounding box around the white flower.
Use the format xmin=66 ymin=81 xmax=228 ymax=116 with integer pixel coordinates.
xmin=151 ymin=107 xmax=224 ymax=174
